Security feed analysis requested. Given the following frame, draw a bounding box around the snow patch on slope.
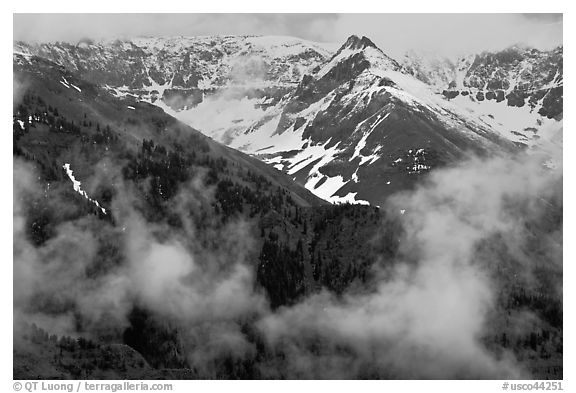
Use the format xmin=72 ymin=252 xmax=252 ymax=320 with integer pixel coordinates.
xmin=62 ymin=163 xmax=106 ymax=214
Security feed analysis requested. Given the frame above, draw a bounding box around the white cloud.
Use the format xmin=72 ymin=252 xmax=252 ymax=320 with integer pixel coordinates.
xmin=13 ymin=14 xmax=562 ymax=59
xmin=324 ymin=14 xmax=562 ymax=58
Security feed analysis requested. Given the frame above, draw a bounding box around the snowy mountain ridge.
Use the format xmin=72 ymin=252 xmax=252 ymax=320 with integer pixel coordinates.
xmin=14 ymin=34 xmax=563 ymax=206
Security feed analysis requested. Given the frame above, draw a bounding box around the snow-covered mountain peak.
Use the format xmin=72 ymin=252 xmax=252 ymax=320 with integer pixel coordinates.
xmin=14 ymin=35 xmax=562 ymax=207
xmin=315 ymin=35 xmax=400 ymax=81
xmin=341 ymin=35 xmax=378 ymax=51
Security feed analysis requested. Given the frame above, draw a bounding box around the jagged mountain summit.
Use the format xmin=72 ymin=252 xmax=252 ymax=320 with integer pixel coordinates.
xmin=14 ymin=34 xmax=563 ymax=206
xmin=402 ymin=46 xmax=563 ymax=118
xmin=14 ymin=35 xmax=336 ymax=109
xmin=402 ymin=45 xmax=563 ymax=128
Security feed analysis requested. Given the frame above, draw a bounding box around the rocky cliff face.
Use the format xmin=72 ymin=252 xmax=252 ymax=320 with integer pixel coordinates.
xmin=402 ymin=46 xmax=563 ymax=120
xmin=15 ymin=35 xmax=337 ymax=110
xmin=15 ymin=35 xmax=562 ymax=207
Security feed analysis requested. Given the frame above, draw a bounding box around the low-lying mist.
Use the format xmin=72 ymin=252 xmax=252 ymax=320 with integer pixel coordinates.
xmin=13 ymin=140 xmax=562 ymax=378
